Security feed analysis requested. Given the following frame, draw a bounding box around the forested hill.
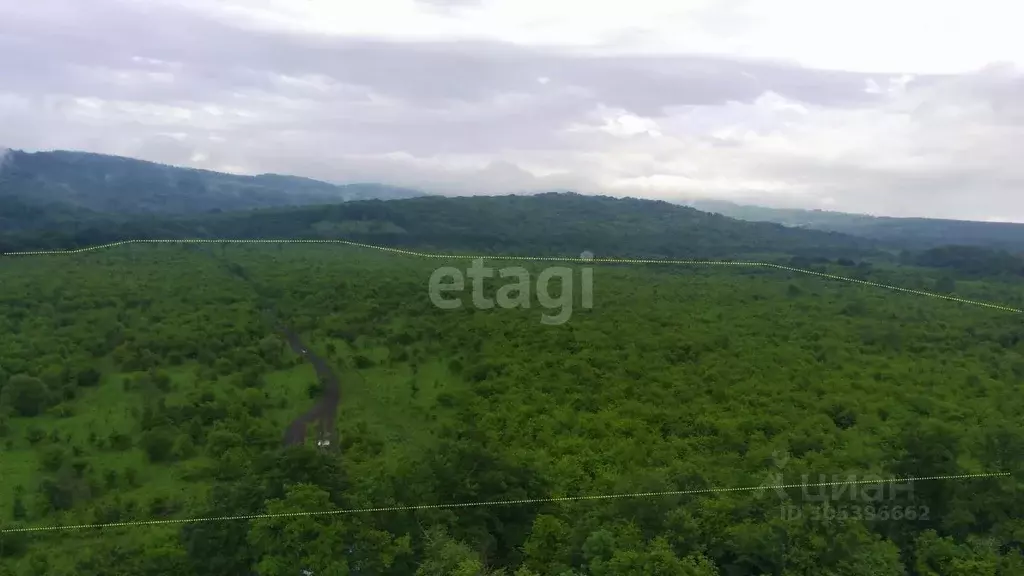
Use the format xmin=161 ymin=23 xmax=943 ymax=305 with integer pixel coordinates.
xmin=689 ymin=199 xmax=1024 ymax=251
xmin=0 ymin=192 xmax=883 ymax=261
xmin=0 ymin=195 xmax=106 ymax=235
xmin=0 ymin=149 xmax=424 ymax=220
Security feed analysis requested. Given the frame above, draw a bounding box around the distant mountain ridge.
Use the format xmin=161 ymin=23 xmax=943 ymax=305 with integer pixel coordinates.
xmin=687 ymin=199 xmax=1024 ymax=251
xmin=2 ymin=149 xmax=1023 ymax=280
xmin=5 ymin=149 xmax=1022 ymax=254
xmin=0 ymin=149 xmax=425 ymax=222
xmin=0 ymin=191 xmax=884 ymax=262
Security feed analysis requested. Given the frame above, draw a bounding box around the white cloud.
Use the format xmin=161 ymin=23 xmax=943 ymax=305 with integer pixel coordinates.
xmin=2 ymin=0 xmax=1023 ymax=220
xmin=157 ymin=0 xmax=1024 ymax=74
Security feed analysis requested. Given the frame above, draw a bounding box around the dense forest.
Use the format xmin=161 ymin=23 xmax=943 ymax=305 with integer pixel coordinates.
xmin=901 ymin=246 xmax=1024 ymax=280
xmin=1 ymin=242 xmax=1023 ymax=575
xmin=6 ymin=192 xmax=1024 ymax=280
xmin=0 ymin=193 xmax=882 ymax=261
xmin=3 ymin=155 xmax=1024 ymax=574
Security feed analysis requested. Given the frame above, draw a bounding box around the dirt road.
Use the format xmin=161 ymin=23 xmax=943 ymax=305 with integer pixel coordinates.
xmin=201 ymin=249 xmax=342 ymax=449
xmin=280 ymin=326 xmax=340 ymax=447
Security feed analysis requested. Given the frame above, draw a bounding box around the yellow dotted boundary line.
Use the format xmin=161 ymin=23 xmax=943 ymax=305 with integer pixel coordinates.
xmin=0 ymin=472 xmax=1009 ymax=534
xmin=3 ymin=238 xmax=1021 ymax=314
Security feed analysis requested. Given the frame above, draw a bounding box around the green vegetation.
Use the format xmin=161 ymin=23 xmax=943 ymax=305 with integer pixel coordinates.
xmin=4 ymin=147 xmax=1024 ymax=260
xmin=690 ymin=199 xmax=1024 ymax=252
xmin=1 ymin=242 xmax=1022 ymax=575
xmin=902 ymin=246 xmax=1024 ymax=280
xmin=0 ymin=149 xmax=423 ymax=222
xmin=0 ymin=193 xmax=882 ymax=262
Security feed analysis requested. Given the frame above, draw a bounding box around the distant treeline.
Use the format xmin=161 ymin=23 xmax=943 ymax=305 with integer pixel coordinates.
xmin=1 ymin=193 xmax=880 ymax=261
xmin=691 ymin=199 xmax=1024 ymax=252
xmin=4 ymin=193 xmax=1024 ymax=281
xmin=902 ymin=246 xmax=1024 ymax=279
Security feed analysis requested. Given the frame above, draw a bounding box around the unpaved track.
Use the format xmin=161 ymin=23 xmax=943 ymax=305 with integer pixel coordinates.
xmin=200 ymin=248 xmax=342 ymax=448
xmin=279 ymin=326 xmax=340 ymax=447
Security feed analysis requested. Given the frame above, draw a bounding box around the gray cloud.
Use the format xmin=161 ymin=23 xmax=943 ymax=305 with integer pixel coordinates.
xmin=1 ymin=0 xmax=1021 ymax=220
xmin=0 ymin=0 xmax=902 ymax=110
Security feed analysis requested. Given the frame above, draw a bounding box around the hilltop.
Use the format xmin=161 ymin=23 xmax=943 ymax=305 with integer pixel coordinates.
xmin=0 ymin=149 xmax=424 ymax=222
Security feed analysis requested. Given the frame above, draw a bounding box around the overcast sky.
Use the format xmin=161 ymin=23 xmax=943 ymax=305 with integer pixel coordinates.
xmin=2 ymin=0 xmax=1023 ymax=221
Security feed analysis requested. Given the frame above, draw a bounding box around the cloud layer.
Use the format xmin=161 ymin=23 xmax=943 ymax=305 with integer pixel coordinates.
xmin=2 ymin=0 xmax=1023 ymax=220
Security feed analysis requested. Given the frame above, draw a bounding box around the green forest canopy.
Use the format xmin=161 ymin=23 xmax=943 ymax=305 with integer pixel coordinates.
xmin=1 ymin=242 xmax=1023 ymax=575
xmin=5 ymin=191 xmax=1024 ymax=281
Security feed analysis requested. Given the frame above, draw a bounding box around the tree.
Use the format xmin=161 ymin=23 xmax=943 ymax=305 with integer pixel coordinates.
xmin=416 ymin=526 xmax=487 ymax=576
xmin=205 ymin=429 xmax=243 ymax=459
xmin=141 ymin=427 xmax=176 ymax=463
xmin=913 ymin=531 xmax=1001 ymax=576
xmin=171 ymin=433 xmax=196 ymax=460
xmin=181 ymin=480 xmax=265 ymax=576
xmin=586 ymin=532 xmax=720 ymax=576
xmin=522 ymin=515 xmax=573 ymax=574
xmin=75 ymin=368 xmax=101 ymax=388
xmin=0 ymin=374 xmax=49 ymax=416
xmin=0 ymin=527 xmax=29 ymax=559
xmin=247 ymin=483 xmax=351 ymax=576
xmin=12 ymin=486 xmax=27 ymax=521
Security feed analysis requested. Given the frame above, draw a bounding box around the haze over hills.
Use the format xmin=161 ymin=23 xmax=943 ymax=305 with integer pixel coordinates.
xmin=0 ymin=150 xmax=874 ymax=260
xmin=3 ymin=148 xmax=1023 ymax=253
xmin=3 ymin=149 xmax=1024 ymax=278
xmin=688 ymin=199 xmax=1024 ymax=252
xmin=0 ymin=149 xmax=425 ymax=221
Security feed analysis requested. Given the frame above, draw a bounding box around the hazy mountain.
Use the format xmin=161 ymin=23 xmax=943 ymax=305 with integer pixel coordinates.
xmin=688 ymin=199 xmax=1024 ymax=251
xmin=0 ymin=149 xmax=425 ymax=217
xmin=2 ymin=148 xmax=1020 ymax=276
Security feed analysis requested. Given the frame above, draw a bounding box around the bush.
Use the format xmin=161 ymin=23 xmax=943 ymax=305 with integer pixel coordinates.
xmin=39 ymin=445 xmax=68 ymax=472
xmin=25 ymin=427 xmax=45 ymax=445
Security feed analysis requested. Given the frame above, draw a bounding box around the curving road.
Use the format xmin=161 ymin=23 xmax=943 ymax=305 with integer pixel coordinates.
xmin=202 ymin=250 xmax=342 ymax=449
xmin=280 ymin=326 xmax=340 ymax=447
